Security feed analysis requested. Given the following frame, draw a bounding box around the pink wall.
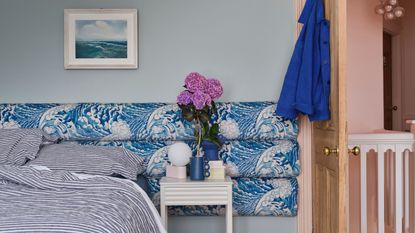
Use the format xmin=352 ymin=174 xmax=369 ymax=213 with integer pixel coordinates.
xmin=347 ymin=0 xmax=384 ymax=133
xmin=401 ymin=0 xmax=415 ymax=127
xmin=347 ymin=0 xmax=384 ymax=232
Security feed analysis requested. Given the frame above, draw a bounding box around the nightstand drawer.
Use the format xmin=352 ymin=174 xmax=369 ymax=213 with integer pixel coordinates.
xmin=164 ymin=186 xmax=228 ymax=194
xmin=163 ymin=186 xmax=229 ymax=205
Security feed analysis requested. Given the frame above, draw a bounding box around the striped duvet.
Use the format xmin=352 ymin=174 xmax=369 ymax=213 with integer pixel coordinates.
xmin=0 ymin=165 xmax=166 ymax=233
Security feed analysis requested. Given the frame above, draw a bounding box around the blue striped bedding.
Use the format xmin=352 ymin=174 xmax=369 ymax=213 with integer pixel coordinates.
xmin=0 ymin=102 xmax=300 ymax=217
xmin=0 ymin=128 xmax=56 ymax=165
xmin=26 ymin=143 xmax=146 ymax=180
xmin=0 ymin=165 xmax=166 ymax=233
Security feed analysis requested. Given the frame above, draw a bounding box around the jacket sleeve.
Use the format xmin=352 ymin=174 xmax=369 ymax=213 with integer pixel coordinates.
xmin=309 ymin=19 xmax=331 ymax=121
xmin=309 ymin=0 xmax=331 ymax=121
xmin=294 ymin=2 xmax=318 ymax=115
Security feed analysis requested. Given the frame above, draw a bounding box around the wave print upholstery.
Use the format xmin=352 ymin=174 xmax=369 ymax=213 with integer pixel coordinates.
xmin=75 ymin=139 xmax=300 ymax=178
xmin=0 ymin=102 xmax=299 ymax=216
xmin=0 ymin=103 xmax=297 ymax=141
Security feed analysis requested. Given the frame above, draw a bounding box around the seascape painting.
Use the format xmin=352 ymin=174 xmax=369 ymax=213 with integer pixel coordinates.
xmin=75 ymin=20 xmax=128 ymax=59
xmin=64 ymin=9 xmax=137 ymax=69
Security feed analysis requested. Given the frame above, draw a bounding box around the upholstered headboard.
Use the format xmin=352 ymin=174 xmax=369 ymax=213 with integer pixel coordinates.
xmin=0 ymin=102 xmax=299 ymax=217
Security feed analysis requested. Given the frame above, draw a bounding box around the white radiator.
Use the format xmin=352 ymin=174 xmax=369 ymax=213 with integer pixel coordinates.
xmin=349 ymin=130 xmax=414 ymax=233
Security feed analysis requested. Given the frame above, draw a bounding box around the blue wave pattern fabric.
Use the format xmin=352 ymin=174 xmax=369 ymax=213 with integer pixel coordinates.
xmin=147 ymin=177 xmax=298 ymax=216
xmin=0 ymin=102 xmax=299 ymax=216
xmin=0 ymin=103 xmax=297 ymax=141
xmin=77 ymin=139 xmax=300 ymax=178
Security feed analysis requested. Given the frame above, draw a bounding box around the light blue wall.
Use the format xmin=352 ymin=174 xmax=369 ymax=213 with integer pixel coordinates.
xmin=0 ymin=1 xmax=297 ymax=232
xmin=0 ymin=0 xmax=295 ymax=103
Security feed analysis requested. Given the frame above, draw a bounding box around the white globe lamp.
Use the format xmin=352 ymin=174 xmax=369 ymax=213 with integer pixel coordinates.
xmin=168 ymin=142 xmax=192 ymax=166
xmin=166 ymin=142 xmax=192 ymax=179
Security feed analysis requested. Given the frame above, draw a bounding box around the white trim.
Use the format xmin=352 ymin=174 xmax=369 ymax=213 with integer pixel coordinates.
xmin=403 ymin=150 xmax=410 ymax=233
xmin=294 ymin=1 xmax=312 ymax=233
xmin=348 ymin=131 xmax=414 ymax=233
xmin=348 ymin=130 xmax=414 ymax=145
xmin=297 ymin=115 xmax=313 ymax=233
xmin=395 ymin=145 xmax=405 ymax=233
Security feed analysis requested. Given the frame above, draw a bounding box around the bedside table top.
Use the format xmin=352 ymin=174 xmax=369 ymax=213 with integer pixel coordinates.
xmin=160 ymin=176 xmax=232 ymax=186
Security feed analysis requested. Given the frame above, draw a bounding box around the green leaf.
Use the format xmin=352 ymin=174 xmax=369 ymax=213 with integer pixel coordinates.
xmin=202 ymin=122 xmax=209 ymax=137
xmin=210 ymin=123 xmax=219 ymax=135
xmin=205 ymin=136 xmax=222 ymax=148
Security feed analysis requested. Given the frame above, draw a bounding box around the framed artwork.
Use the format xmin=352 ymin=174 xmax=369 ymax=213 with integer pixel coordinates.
xmin=64 ymin=9 xmax=138 ymax=69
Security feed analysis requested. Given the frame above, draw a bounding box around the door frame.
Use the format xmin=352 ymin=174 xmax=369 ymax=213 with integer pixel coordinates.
xmin=383 ymin=25 xmax=404 ymax=131
xmin=297 ymin=115 xmax=313 ymax=233
xmin=295 ymin=0 xmax=313 ymax=232
xmin=296 ymin=0 xmax=349 ymax=232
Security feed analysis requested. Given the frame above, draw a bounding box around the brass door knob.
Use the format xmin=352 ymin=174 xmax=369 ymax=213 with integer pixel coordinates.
xmin=323 ymin=147 xmax=339 ymax=156
xmin=348 ymin=146 xmax=360 ymax=156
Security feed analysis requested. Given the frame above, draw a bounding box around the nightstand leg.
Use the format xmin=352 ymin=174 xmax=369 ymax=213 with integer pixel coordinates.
xmin=160 ymin=186 xmax=168 ymax=231
xmin=161 ymin=204 xmax=168 ymax=230
xmin=226 ymin=205 xmax=232 ymax=233
xmin=226 ymin=187 xmax=233 ymax=233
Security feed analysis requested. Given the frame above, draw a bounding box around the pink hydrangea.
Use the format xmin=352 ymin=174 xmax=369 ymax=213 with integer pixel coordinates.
xmin=191 ymin=90 xmax=212 ymax=110
xmin=185 ymin=72 xmax=207 ymax=92
xmin=177 ymin=90 xmax=193 ymax=105
xmin=206 ymin=78 xmax=223 ymax=99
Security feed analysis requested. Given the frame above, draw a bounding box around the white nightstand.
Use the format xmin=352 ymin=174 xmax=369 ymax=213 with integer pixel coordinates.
xmin=160 ymin=176 xmax=233 ymax=233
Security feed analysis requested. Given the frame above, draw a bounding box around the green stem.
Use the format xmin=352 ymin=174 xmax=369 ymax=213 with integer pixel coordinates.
xmin=196 ymin=119 xmax=202 ymax=157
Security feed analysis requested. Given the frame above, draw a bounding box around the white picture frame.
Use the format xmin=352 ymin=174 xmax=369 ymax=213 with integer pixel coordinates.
xmin=64 ymin=9 xmax=138 ymax=69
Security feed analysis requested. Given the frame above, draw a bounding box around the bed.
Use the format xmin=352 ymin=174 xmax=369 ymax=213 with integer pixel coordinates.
xmin=0 ymin=165 xmax=166 ymax=233
xmin=0 ymin=102 xmax=299 ymax=218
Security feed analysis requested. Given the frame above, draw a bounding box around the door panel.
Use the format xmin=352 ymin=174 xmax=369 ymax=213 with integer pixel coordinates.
xmin=312 ymin=0 xmax=348 ymax=232
xmin=383 ymin=32 xmax=393 ymax=130
xmin=314 ymin=164 xmax=338 ymax=233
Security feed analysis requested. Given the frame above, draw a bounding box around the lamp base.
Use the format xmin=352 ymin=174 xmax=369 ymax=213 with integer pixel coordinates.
xmin=166 ymin=165 xmax=187 ymax=179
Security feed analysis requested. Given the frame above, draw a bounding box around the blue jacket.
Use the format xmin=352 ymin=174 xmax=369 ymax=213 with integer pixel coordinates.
xmin=276 ymin=0 xmax=330 ymax=121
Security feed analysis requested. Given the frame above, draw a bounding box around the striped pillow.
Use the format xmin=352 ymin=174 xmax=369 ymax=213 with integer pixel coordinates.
xmin=0 ymin=128 xmax=56 ymax=165
xmin=26 ymin=144 xmax=146 ymax=180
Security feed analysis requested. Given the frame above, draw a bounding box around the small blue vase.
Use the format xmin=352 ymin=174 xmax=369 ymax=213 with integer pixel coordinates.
xmin=190 ymin=156 xmax=210 ymax=180
xmin=202 ymin=140 xmax=220 ymax=161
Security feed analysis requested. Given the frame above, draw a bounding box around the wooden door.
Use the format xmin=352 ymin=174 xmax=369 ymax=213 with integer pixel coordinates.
xmin=312 ymin=0 xmax=348 ymax=233
xmin=383 ymin=32 xmax=393 ymax=130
